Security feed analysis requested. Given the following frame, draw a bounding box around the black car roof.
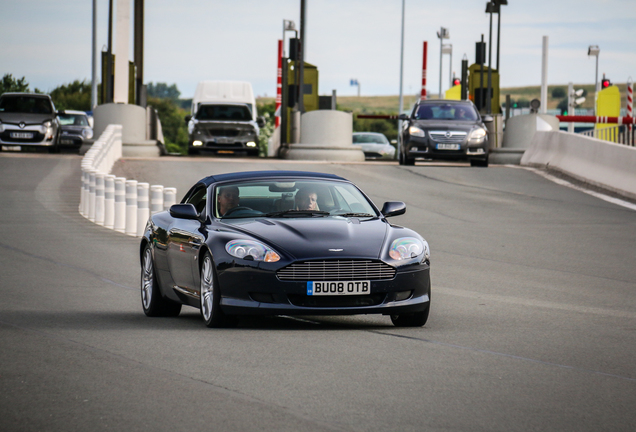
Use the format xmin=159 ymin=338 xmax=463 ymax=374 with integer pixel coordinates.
xmin=199 ymin=170 xmax=346 ymax=186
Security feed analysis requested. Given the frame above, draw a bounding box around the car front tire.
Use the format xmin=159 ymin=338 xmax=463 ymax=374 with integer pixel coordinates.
xmin=200 ymin=252 xmax=237 ymax=328
xmin=141 ymin=245 xmax=182 ymax=317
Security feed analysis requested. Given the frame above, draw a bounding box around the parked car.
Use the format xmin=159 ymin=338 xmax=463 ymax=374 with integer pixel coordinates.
xmin=398 ymin=100 xmax=490 ymax=167
xmin=0 ymin=93 xmax=60 ymax=153
xmin=57 ymin=110 xmax=94 ymax=151
xmin=140 ymin=170 xmax=431 ymax=328
xmin=352 ymin=132 xmax=396 ymax=160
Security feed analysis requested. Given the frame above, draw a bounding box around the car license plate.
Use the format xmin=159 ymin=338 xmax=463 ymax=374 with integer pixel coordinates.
xmin=436 ymin=143 xmax=460 ymax=150
xmin=307 ymin=280 xmax=370 ymax=296
xmin=1 ymin=145 xmax=21 ymax=151
xmin=60 ymin=138 xmax=74 ymax=144
xmin=10 ymin=132 xmax=33 ymax=139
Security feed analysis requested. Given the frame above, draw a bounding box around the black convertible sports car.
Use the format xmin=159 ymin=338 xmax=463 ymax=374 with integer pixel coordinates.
xmin=140 ymin=171 xmax=431 ymax=327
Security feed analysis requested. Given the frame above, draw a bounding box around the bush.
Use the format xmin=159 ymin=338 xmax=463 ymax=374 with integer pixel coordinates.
xmin=147 ymin=96 xmax=188 ymax=155
xmin=551 ymin=87 xmax=566 ymax=99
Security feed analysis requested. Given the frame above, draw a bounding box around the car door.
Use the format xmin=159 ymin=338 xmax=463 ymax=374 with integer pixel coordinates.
xmin=166 ymin=185 xmax=207 ymax=294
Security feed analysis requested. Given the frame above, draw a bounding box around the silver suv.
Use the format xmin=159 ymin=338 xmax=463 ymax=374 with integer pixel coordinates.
xmin=0 ymin=93 xmax=60 ymax=153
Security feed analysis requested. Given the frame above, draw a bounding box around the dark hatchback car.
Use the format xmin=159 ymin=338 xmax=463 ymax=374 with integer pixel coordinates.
xmin=140 ymin=171 xmax=431 ymax=328
xmin=0 ymin=93 xmax=60 ymax=153
xmin=58 ymin=110 xmax=94 ymax=152
xmin=399 ymin=100 xmax=490 ymax=167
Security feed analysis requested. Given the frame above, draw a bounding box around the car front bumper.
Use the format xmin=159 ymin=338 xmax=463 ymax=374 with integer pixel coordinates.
xmin=405 ymin=135 xmax=488 ymax=161
xmin=217 ymin=261 xmax=431 ymax=316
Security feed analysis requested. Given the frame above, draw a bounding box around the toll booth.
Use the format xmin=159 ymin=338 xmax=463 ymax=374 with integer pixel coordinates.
xmin=595 ymin=85 xmax=621 ymax=141
xmin=282 ymin=60 xmax=319 ymax=143
xmin=445 ymin=84 xmax=461 ymax=100
xmin=467 ymin=63 xmax=500 ymax=114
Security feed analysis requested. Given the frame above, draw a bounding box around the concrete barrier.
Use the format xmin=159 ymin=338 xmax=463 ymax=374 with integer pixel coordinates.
xmin=521 ymin=131 xmax=636 ymax=200
xmin=79 ymin=124 xmax=177 ymax=237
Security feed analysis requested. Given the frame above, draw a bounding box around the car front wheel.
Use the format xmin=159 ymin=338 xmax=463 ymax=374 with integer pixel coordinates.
xmin=200 ymin=252 xmax=237 ymax=328
xmin=141 ymin=245 xmax=182 ymax=317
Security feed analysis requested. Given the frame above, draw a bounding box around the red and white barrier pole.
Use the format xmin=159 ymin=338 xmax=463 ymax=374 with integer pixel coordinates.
xmin=627 ymin=77 xmax=633 ymax=133
xmin=421 ymin=41 xmax=428 ymax=101
xmin=556 ymin=115 xmax=636 ymax=124
xmin=275 ymin=39 xmax=283 ymax=128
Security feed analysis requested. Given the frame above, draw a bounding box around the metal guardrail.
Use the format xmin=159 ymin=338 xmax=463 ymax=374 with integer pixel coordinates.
xmin=578 ymin=124 xmax=635 ymax=147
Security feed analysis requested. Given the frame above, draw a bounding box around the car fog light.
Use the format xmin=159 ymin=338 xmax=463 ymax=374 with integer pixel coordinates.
xmin=246 ymin=141 xmax=257 ymax=147
xmin=395 ymin=290 xmax=413 ymax=301
xmin=193 ymin=140 xmax=203 ymax=147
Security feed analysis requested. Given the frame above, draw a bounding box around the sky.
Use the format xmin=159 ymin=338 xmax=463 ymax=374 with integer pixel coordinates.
xmin=2 ymin=0 xmax=635 ymax=100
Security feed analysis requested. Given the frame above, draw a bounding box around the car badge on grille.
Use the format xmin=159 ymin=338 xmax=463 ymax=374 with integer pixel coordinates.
xmin=328 ymin=249 xmax=344 ymax=252
xmin=445 ymin=131 xmax=451 ymax=138
xmin=19 ymin=122 xmax=26 ymax=129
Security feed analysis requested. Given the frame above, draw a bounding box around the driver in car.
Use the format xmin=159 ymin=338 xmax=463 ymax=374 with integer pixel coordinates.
xmin=217 ymin=185 xmax=240 ymax=215
xmin=295 ymin=187 xmax=319 ymax=211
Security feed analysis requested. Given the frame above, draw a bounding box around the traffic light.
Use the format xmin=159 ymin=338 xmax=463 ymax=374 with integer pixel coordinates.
xmin=601 ymin=74 xmax=611 ymax=89
xmin=452 ymin=77 xmax=461 ymax=86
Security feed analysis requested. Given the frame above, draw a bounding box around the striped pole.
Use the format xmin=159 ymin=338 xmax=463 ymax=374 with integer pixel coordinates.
xmin=163 ymin=187 xmax=177 ymax=211
xmin=421 ymin=41 xmax=428 ymax=101
xmin=627 ymin=77 xmax=633 ymax=134
xmin=125 ymin=180 xmax=138 ymax=237
xmin=94 ymin=173 xmax=105 ymax=226
xmin=136 ymin=182 xmax=150 ymax=237
xmin=114 ymin=177 xmax=126 ymax=233
xmin=150 ymin=185 xmax=164 ymax=214
xmin=275 ymin=39 xmax=283 ymax=128
xmin=104 ymin=175 xmax=115 ymax=229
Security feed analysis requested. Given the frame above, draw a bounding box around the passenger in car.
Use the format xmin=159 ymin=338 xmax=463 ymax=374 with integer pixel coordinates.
xmin=295 ymin=187 xmax=319 ymax=211
xmin=217 ymin=186 xmax=240 ymax=215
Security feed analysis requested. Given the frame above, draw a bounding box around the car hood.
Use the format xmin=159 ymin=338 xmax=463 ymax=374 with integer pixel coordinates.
xmin=410 ymin=119 xmax=480 ymax=131
xmin=0 ymin=112 xmax=55 ymax=125
xmin=221 ymin=216 xmax=389 ymax=260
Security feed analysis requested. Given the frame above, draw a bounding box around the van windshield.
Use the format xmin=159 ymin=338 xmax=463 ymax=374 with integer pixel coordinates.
xmin=196 ymin=104 xmax=252 ymax=121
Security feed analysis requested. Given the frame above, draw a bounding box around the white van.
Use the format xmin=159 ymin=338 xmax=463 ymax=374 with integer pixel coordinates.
xmin=186 ymin=81 xmax=264 ymax=156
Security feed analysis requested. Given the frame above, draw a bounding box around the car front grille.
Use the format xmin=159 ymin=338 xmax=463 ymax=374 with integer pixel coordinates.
xmin=277 ymin=260 xmax=396 ymax=281
xmin=208 ymin=129 xmax=240 ymax=137
xmin=0 ymin=131 xmax=45 ymax=143
xmin=288 ymin=293 xmax=386 ymax=308
xmin=429 ymin=131 xmax=467 ymax=143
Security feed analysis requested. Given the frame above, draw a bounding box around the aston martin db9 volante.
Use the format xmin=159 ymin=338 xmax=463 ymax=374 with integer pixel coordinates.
xmin=140 ymin=171 xmax=431 ymax=327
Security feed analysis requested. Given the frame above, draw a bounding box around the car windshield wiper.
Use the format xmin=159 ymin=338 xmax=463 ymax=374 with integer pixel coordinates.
xmin=264 ymin=209 xmax=330 ymax=218
xmin=334 ymin=212 xmax=376 ymax=218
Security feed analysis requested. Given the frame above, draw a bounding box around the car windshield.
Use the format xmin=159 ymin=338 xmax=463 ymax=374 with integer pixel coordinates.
xmin=353 ymin=134 xmax=389 ymax=144
xmin=413 ymin=103 xmax=479 ymax=121
xmin=0 ymin=95 xmax=53 ymax=114
xmin=196 ymin=104 xmax=252 ymax=121
xmin=58 ymin=114 xmax=89 ymax=126
xmin=215 ymin=179 xmax=378 ymax=219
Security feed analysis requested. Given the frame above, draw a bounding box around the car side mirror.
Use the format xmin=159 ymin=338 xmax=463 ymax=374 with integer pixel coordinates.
xmin=184 ymin=114 xmax=192 ymax=125
xmin=398 ymin=114 xmax=409 ymax=121
xmin=170 ymin=203 xmax=199 ymax=220
xmin=256 ymin=116 xmax=266 ymax=128
xmin=381 ymin=201 xmax=406 ymax=217
xmin=482 ymin=115 xmax=494 ymax=122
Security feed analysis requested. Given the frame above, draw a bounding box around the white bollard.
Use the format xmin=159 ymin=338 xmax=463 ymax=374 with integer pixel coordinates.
xmin=95 ymin=173 xmax=105 ymax=226
xmin=150 ymin=185 xmax=164 ymax=214
xmin=125 ymin=179 xmax=138 ymax=236
xmin=80 ymin=168 xmax=88 ymax=217
xmin=163 ymin=187 xmax=177 ymax=211
xmin=114 ymin=177 xmax=127 ymax=233
xmin=137 ymin=182 xmax=150 ymax=237
xmin=104 ymin=175 xmax=115 ymax=229
xmin=88 ymin=170 xmax=97 ymax=222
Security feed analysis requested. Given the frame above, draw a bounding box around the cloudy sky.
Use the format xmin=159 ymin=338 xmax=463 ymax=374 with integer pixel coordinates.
xmin=2 ymin=0 xmax=635 ymax=99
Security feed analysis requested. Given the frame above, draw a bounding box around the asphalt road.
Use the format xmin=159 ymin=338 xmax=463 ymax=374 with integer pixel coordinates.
xmin=1 ymin=152 xmax=635 ymax=431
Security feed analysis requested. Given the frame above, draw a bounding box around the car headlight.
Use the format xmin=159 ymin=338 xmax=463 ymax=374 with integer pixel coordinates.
xmin=468 ymin=127 xmax=487 ymax=144
xmin=409 ymin=126 xmax=425 ymax=137
xmin=389 ymin=237 xmax=430 ymax=261
xmin=225 ymin=239 xmax=281 ymax=262
xmin=82 ymin=128 xmax=93 ymax=139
